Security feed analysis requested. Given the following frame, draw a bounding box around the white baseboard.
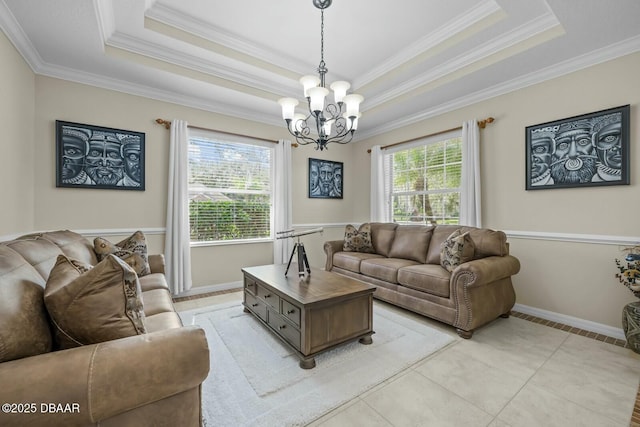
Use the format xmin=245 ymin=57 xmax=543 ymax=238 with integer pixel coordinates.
xmin=174 ymin=281 xmax=243 ymax=298
xmin=513 ymin=303 xmax=625 ymax=340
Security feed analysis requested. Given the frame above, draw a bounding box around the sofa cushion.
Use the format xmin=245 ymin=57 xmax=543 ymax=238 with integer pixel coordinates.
xmin=44 ymin=254 xmax=147 ymax=349
xmin=39 ymin=230 xmax=98 ymax=266
xmin=94 ymin=231 xmax=150 ymax=276
xmin=388 ymin=225 xmax=433 ymax=263
xmin=370 ymin=223 xmax=398 ymax=257
xmin=398 ymin=264 xmax=451 ymax=298
xmin=343 ymin=223 xmax=375 ymax=253
xmin=361 ymin=258 xmax=420 ymax=283
xmin=4 ymin=237 xmax=65 ymax=281
xmin=467 ymin=229 xmax=508 ymax=258
xmin=333 ymin=252 xmax=385 ymax=274
xmin=0 ymin=245 xmax=53 ymax=362
xmin=426 ymin=225 xmax=464 ymax=264
xmin=440 ymin=229 xmax=475 ymax=272
xmin=139 ymin=272 xmax=171 ymax=292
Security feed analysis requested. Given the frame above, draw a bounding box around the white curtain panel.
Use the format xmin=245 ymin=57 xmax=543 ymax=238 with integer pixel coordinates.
xmin=165 ymin=119 xmax=193 ymax=295
xmin=273 ymin=139 xmax=293 ymax=264
xmin=460 ymin=120 xmax=482 ymax=227
xmin=370 ymin=145 xmax=389 ymax=222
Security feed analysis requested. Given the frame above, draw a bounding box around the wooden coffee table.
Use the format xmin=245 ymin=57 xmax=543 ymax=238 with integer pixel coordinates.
xmin=242 ymin=264 xmax=376 ymax=369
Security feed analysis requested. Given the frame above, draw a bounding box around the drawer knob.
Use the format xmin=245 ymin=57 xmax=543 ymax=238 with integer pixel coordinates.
xmin=252 ymin=303 xmax=259 ymax=307
xmin=278 ymin=325 xmax=286 ymax=330
xmin=264 ymin=294 xmax=271 ymax=298
xmin=287 ymin=309 xmax=295 ymax=314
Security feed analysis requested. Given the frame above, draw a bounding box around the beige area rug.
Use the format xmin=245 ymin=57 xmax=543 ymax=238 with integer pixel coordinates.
xmin=180 ymin=301 xmax=454 ymax=427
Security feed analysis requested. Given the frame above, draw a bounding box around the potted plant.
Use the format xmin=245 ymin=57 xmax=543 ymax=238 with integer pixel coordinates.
xmin=615 ymin=252 xmax=640 ymax=353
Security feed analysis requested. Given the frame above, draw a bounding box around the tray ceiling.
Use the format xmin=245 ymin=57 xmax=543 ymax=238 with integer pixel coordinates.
xmin=1 ymin=0 xmax=639 ymax=139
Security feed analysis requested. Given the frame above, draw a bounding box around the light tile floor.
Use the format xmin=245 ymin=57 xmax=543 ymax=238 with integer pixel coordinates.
xmin=174 ymin=291 xmax=640 ymax=427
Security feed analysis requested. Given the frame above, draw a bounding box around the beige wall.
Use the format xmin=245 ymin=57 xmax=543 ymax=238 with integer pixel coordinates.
xmin=5 ymin=24 xmax=639 ymax=330
xmin=353 ymin=52 xmax=640 ymax=329
xmin=27 ymin=76 xmax=354 ymax=287
xmin=0 ymin=31 xmax=35 ymax=235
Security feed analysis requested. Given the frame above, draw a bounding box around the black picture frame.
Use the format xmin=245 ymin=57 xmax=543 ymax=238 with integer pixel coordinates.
xmin=56 ymin=120 xmax=145 ymax=190
xmin=309 ymin=158 xmax=343 ymax=199
xmin=525 ymin=105 xmax=630 ymax=190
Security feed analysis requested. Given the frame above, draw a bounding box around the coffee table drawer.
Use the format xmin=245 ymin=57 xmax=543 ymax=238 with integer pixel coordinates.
xmin=282 ymin=299 xmax=301 ymax=327
xmin=267 ymin=308 xmax=301 ymax=350
xmin=257 ymin=284 xmax=279 ymax=309
xmin=245 ymin=292 xmax=267 ymax=322
xmin=244 ymin=276 xmax=258 ymax=295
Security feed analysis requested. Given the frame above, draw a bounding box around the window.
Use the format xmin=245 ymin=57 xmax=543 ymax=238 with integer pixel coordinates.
xmin=387 ymin=132 xmax=462 ymax=225
xmin=188 ymin=129 xmax=274 ymax=244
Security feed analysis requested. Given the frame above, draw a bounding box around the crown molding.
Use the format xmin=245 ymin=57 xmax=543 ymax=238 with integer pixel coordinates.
xmin=357 ymin=34 xmax=640 ymax=140
xmin=94 ymin=0 xmax=115 ymax=46
xmin=105 ymin=31 xmax=297 ymax=99
xmin=34 ymin=59 xmax=281 ymax=127
xmin=354 ymin=0 xmax=503 ymax=89
xmin=364 ymin=11 xmax=562 ymax=110
xmin=0 ymin=0 xmax=45 ymax=72
xmin=144 ymin=1 xmax=309 ymax=78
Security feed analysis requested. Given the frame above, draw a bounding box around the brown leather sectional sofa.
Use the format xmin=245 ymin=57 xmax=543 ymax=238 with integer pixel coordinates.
xmin=0 ymin=230 xmax=209 ymax=427
xmin=324 ymin=223 xmax=521 ymax=338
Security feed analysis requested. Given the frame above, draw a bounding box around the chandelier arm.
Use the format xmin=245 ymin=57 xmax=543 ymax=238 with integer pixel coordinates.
xmin=325 ymin=130 xmax=355 ymax=145
xmin=277 ymin=0 xmax=361 ymax=150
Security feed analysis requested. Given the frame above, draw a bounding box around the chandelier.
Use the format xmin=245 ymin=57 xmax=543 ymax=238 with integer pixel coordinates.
xmin=277 ymin=0 xmax=363 ymax=151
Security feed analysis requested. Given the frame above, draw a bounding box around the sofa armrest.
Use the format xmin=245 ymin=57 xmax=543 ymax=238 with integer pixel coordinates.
xmin=450 ymin=255 xmax=520 ymax=334
xmin=452 ymin=255 xmax=521 ymax=288
xmin=149 ymin=253 xmax=165 ymax=274
xmin=323 ymin=240 xmax=344 ymax=271
xmin=0 ymin=326 xmax=209 ymax=426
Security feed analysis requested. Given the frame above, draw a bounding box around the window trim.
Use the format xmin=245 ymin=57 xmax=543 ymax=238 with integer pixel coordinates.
xmin=187 ymin=128 xmax=275 ymax=245
xmin=385 ymin=129 xmax=462 ymax=225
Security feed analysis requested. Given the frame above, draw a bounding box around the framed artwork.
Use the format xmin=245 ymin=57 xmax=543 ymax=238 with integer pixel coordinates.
xmin=525 ymin=105 xmax=630 ymax=190
xmin=309 ymin=158 xmax=343 ymax=199
xmin=56 ymin=120 xmax=145 ymax=190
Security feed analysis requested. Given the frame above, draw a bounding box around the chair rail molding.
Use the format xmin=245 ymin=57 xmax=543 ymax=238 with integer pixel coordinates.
xmin=504 ymin=230 xmax=640 ymax=246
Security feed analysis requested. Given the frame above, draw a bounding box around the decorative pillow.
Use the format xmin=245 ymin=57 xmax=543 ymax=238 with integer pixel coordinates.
xmin=343 ymin=223 xmax=375 ymax=253
xmin=94 ymin=230 xmax=150 ymax=276
xmin=44 ymin=254 xmax=147 ymax=349
xmin=0 ymin=246 xmax=53 ymax=362
xmin=440 ymin=229 xmax=475 ymax=272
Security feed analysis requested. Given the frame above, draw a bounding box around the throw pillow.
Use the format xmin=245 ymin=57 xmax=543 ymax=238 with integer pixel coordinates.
xmin=94 ymin=230 xmax=150 ymax=276
xmin=44 ymin=254 xmax=147 ymax=349
xmin=440 ymin=229 xmax=475 ymax=272
xmin=343 ymin=223 xmax=375 ymax=253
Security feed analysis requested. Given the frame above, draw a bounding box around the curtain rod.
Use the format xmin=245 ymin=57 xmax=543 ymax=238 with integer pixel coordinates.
xmin=366 ymin=117 xmax=494 ymax=154
xmin=154 ymin=118 xmax=296 ymax=146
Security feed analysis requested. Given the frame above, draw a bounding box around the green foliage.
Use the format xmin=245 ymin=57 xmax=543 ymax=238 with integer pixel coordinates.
xmin=189 ymin=199 xmax=270 ymax=241
xmin=391 ymin=137 xmax=461 ymax=225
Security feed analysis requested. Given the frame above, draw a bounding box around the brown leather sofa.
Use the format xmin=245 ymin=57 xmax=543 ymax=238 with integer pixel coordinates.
xmin=324 ymin=223 xmax=520 ymax=338
xmin=0 ymin=230 xmax=209 ymax=427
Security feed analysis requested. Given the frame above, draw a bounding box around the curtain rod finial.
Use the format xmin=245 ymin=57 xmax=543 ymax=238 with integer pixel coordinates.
xmin=155 ymin=118 xmax=171 ymax=129
xmin=478 ymin=117 xmax=495 ymax=129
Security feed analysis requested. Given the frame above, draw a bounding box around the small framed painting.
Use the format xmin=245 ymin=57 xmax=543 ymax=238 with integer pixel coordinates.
xmin=309 ymin=158 xmax=343 ymax=199
xmin=525 ymin=105 xmax=630 ymax=190
xmin=56 ymin=120 xmax=145 ymax=190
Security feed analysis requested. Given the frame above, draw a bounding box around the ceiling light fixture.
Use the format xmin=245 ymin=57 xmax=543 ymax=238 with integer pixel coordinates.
xmin=277 ymin=0 xmax=363 ymax=151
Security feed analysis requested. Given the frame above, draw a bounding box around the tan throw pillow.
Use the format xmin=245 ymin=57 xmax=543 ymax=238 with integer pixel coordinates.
xmin=94 ymin=230 xmax=150 ymax=276
xmin=440 ymin=229 xmax=475 ymax=272
xmin=343 ymin=223 xmax=375 ymax=253
xmin=44 ymin=254 xmax=146 ymax=349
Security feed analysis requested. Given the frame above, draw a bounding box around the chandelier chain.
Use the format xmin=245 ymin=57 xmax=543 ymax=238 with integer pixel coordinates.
xmin=320 ymin=9 xmax=324 ymax=64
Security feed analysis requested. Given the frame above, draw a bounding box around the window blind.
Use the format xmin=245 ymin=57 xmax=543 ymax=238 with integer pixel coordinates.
xmin=188 ymin=133 xmax=273 ymax=243
xmin=387 ymin=134 xmax=462 ymax=225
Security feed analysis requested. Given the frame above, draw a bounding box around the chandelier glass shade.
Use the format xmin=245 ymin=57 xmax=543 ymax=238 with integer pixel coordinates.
xmin=278 ymin=0 xmax=363 ymax=151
